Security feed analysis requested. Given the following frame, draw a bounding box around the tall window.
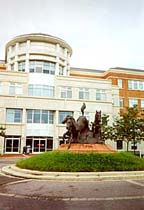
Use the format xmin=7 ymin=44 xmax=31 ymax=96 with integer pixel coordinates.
xmin=96 ymin=90 xmax=106 ymax=101
xmin=117 ymin=140 xmax=123 ymax=150
xmin=28 ymin=85 xmax=54 ymax=97
xmin=129 ymin=99 xmax=138 ymax=107
xmin=9 ymin=83 xmax=22 ymax=95
xmin=141 ymin=99 xmax=144 ymax=109
xmin=18 ymin=61 xmax=25 ymax=72
xmin=27 ymin=110 xmax=54 ymax=124
xmin=60 ymin=87 xmax=72 ymax=99
xmin=128 ymin=80 xmax=144 ymax=90
xmin=79 ymin=88 xmax=89 ymax=100
xmin=117 ymin=79 xmax=123 ymax=88
xmin=29 ymin=61 xmax=55 ymax=75
xmin=59 ymin=111 xmax=73 ymax=124
xmin=59 ymin=65 xmax=64 ymax=75
xmin=119 ymin=98 xmax=124 ymax=108
xmin=6 ymin=109 xmax=22 ymax=123
xmin=11 ymin=64 xmax=14 ymax=71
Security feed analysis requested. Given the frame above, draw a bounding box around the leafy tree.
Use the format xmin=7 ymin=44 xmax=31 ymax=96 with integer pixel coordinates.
xmin=109 ymin=106 xmax=144 ymax=152
xmin=0 ymin=126 xmax=6 ymax=137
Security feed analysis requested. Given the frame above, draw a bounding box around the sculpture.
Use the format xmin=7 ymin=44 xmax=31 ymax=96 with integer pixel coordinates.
xmin=62 ymin=104 xmax=103 ymax=149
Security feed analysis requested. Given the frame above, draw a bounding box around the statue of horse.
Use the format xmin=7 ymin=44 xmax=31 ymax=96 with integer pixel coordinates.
xmin=62 ymin=115 xmax=79 ymax=149
xmin=92 ymin=110 xmax=101 ymax=138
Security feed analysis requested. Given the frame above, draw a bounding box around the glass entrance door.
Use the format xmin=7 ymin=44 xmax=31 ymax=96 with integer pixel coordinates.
xmin=33 ymin=138 xmax=47 ymax=153
xmin=5 ymin=138 xmax=20 ymax=153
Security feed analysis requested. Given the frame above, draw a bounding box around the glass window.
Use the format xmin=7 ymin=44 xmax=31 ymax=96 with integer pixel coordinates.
xmin=59 ymin=65 xmax=64 ymax=75
xmin=129 ymin=99 xmax=138 ymax=107
xmin=141 ymin=99 xmax=144 ymax=109
xmin=28 ymin=84 xmax=54 ymax=97
xmin=33 ymin=110 xmax=40 ymax=123
xmin=117 ymin=79 xmax=123 ymax=88
xmin=96 ymin=90 xmax=106 ymax=101
xmin=119 ymin=98 xmax=124 ymax=108
xmin=117 ymin=140 xmax=123 ymax=150
xmin=79 ymin=88 xmax=89 ymax=100
xmin=27 ymin=110 xmax=33 ymax=123
xmin=59 ymin=111 xmax=73 ymax=124
xmin=9 ymin=83 xmax=22 ymax=95
xmin=128 ymin=80 xmax=144 ymax=90
xmin=11 ymin=64 xmax=14 ymax=71
xmin=61 ymin=87 xmax=72 ymax=99
xmin=29 ymin=61 xmax=55 ymax=75
xmin=18 ymin=61 xmax=25 ymax=72
xmin=27 ymin=110 xmax=54 ymax=124
xmin=6 ymin=109 xmax=22 ymax=123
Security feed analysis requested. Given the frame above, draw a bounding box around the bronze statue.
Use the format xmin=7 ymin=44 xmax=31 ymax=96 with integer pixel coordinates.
xmin=62 ymin=104 xmax=103 ymax=149
xmin=81 ymin=102 xmax=86 ymax=116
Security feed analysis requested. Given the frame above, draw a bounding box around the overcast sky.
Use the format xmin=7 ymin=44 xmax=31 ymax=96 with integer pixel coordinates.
xmin=0 ymin=0 xmax=144 ymax=70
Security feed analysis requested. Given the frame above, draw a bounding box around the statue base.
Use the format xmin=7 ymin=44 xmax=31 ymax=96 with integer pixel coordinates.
xmin=58 ymin=144 xmax=116 ymax=153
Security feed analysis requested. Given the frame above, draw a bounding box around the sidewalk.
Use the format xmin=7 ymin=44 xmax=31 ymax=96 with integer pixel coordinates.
xmin=0 ymin=154 xmax=33 ymax=158
xmin=2 ymin=164 xmax=144 ymax=181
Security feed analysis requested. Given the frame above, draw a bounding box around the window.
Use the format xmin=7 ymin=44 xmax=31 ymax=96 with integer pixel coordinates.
xmin=29 ymin=61 xmax=55 ymax=75
xmin=28 ymin=85 xmax=54 ymax=97
xmin=79 ymin=88 xmax=89 ymax=100
xmin=59 ymin=65 xmax=64 ymax=75
xmin=117 ymin=79 xmax=123 ymax=88
xmin=128 ymin=80 xmax=144 ymax=90
xmin=129 ymin=99 xmax=138 ymax=107
xmin=19 ymin=42 xmax=26 ymax=49
xmin=117 ymin=140 xmax=123 ymax=150
xmin=9 ymin=83 xmax=22 ymax=95
xmin=96 ymin=90 xmax=106 ymax=101
xmin=59 ymin=111 xmax=73 ymax=124
xmin=119 ymin=98 xmax=124 ymax=108
xmin=141 ymin=99 xmax=144 ymax=109
xmin=11 ymin=64 xmax=14 ymax=71
xmin=6 ymin=109 xmax=22 ymax=123
xmin=60 ymin=87 xmax=72 ymax=99
xmin=18 ymin=61 xmax=25 ymax=72
xmin=27 ymin=110 xmax=54 ymax=124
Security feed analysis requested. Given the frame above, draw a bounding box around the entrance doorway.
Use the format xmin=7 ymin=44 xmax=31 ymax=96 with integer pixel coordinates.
xmin=26 ymin=137 xmax=53 ymax=154
xmin=5 ymin=137 xmax=20 ymax=153
xmin=33 ymin=138 xmax=47 ymax=153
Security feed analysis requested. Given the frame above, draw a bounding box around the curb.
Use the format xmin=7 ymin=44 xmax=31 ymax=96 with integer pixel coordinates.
xmin=1 ymin=165 xmax=144 ymax=181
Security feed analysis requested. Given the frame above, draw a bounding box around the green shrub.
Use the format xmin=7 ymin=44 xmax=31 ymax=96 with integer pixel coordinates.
xmin=16 ymin=152 xmax=144 ymax=172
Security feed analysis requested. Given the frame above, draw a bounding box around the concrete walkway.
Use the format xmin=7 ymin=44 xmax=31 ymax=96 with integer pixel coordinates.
xmin=2 ymin=164 xmax=144 ymax=181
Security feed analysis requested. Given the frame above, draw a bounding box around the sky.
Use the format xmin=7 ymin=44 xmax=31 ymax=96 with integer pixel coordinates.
xmin=0 ymin=0 xmax=144 ymax=70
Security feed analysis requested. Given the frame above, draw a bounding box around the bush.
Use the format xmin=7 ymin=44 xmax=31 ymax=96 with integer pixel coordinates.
xmin=16 ymin=151 xmax=144 ymax=172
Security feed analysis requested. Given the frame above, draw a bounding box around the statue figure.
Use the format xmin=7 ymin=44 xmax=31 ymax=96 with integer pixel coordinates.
xmin=62 ymin=104 xmax=103 ymax=149
xmin=81 ymin=102 xmax=86 ymax=116
xmin=62 ymin=116 xmax=79 ymax=149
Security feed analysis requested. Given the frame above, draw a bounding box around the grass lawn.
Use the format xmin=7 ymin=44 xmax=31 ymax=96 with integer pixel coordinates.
xmin=16 ymin=151 xmax=144 ymax=172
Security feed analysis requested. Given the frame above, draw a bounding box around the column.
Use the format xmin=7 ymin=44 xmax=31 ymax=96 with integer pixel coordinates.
xmin=25 ymin=40 xmax=30 ymax=72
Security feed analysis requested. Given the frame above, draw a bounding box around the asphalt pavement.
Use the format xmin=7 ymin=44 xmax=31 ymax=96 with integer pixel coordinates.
xmin=0 ymin=157 xmax=144 ymax=210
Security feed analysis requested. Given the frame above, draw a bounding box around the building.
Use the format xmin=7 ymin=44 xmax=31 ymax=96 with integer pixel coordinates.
xmin=71 ymin=67 xmax=144 ymax=115
xmin=0 ymin=33 xmax=143 ymax=154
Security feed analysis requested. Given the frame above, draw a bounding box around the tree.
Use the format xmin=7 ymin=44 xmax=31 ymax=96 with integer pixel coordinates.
xmin=0 ymin=126 xmax=6 ymax=137
xmin=100 ymin=114 xmax=113 ymax=143
xmin=109 ymin=106 xmax=144 ymax=152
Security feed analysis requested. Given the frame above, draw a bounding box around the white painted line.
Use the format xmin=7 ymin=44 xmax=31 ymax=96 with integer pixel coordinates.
xmin=5 ymin=179 xmax=32 ymax=186
xmin=127 ymin=180 xmax=144 ymax=187
xmin=0 ymin=192 xmax=144 ymax=201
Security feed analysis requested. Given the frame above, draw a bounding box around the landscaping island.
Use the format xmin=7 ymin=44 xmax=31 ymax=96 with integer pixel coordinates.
xmin=16 ymin=151 xmax=144 ymax=172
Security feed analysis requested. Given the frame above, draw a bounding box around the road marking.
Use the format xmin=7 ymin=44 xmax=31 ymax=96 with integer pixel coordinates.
xmin=0 ymin=192 xmax=144 ymax=201
xmin=127 ymin=180 xmax=144 ymax=187
xmin=5 ymin=179 xmax=32 ymax=186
